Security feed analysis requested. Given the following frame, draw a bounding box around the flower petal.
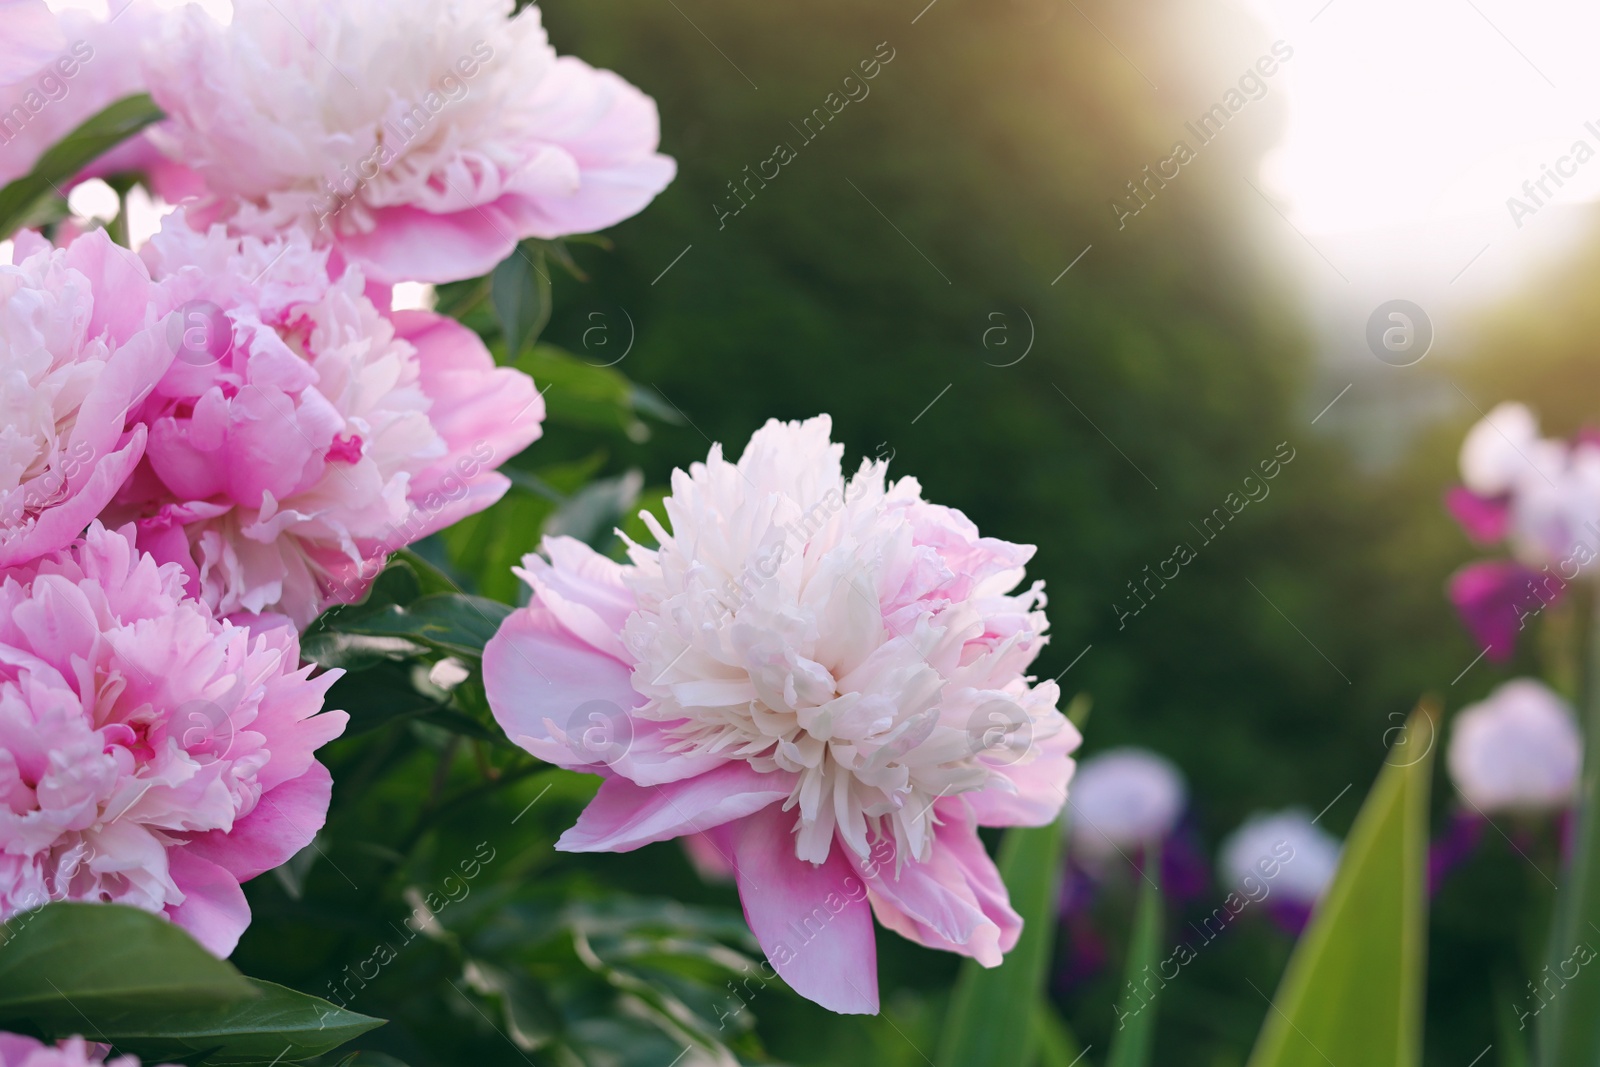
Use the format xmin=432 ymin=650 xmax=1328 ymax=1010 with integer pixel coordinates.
xmin=728 ymin=805 xmax=879 ymax=1015
xmin=556 ymin=763 xmax=793 ymax=853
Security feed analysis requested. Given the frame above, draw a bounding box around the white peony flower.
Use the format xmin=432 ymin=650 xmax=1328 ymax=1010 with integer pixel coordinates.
xmin=1220 ymin=808 xmax=1341 ymax=906
xmin=1066 ymin=747 xmax=1187 ymax=864
xmin=1448 ymin=678 xmax=1581 ymax=814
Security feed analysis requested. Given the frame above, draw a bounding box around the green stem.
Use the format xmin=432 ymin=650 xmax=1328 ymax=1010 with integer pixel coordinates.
xmin=1537 ymin=588 xmax=1600 ymax=1065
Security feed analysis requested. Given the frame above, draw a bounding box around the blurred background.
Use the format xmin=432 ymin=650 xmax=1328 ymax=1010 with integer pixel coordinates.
xmin=222 ymin=0 xmax=1600 ymax=1063
xmin=529 ymin=0 xmax=1596 ymax=1060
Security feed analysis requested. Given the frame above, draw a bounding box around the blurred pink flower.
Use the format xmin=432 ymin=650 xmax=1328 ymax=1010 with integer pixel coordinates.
xmin=0 ymin=523 xmax=348 ymax=956
xmin=104 ymin=218 xmax=541 ymax=628
xmin=0 ymin=229 xmax=170 ymax=569
xmin=0 ymin=1034 xmax=172 ymax=1067
xmin=1447 ymin=559 xmax=1549 ymax=662
xmin=138 ymin=0 xmax=675 ymax=284
xmin=1443 ymin=487 xmax=1509 ymax=546
xmin=1446 ymin=402 xmax=1600 ymax=657
xmin=484 ymin=415 xmax=1079 ymax=1014
xmin=1448 ymin=678 xmax=1581 ymax=815
xmin=0 ymin=7 xmax=149 ymax=188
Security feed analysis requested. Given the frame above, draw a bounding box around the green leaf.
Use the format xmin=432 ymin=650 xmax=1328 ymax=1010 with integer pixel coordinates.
xmin=0 ymin=903 xmax=254 ymax=1031
xmin=491 ymin=243 xmax=551 ymax=358
xmin=544 ymin=471 xmax=643 ymax=550
xmin=0 ymin=94 xmax=164 ymax=239
xmin=1536 ymin=598 xmax=1600 ymax=1066
xmin=90 ymin=979 xmax=383 ymax=1065
xmin=1033 ymin=999 xmax=1087 ymax=1067
xmin=321 ymin=659 xmax=445 ymax=735
xmin=937 ymin=822 xmax=1067 ymax=1067
xmin=330 ymin=593 xmax=512 ymax=659
xmin=1244 ymin=701 xmax=1435 ymax=1067
xmin=509 ymin=345 xmax=679 ymax=440
xmin=1106 ymin=846 xmax=1163 ymax=1067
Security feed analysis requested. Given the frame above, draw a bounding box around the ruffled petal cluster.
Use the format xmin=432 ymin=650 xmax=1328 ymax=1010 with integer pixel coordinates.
xmin=0 ymin=229 xmax=168 ymax=568
xmin=1448 ymin=678 xmax=1581 ymax=814
xmin=0 ymin=522 xmax=347 ymax=956
xmin=103 ymin=218 xmax=542 ymax=627
xmin=485 ymin=415 xmax=1079 ymax=1014
xmin=136 ymin=0 xmax=675 ymax=283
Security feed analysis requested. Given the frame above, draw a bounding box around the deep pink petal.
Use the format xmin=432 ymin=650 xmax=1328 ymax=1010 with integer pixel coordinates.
xmin=392 ymin=310 xmax=544 ymax=482
xmin=853 ymin=807 xmax=1020 ymax=967
xmin=1449 ymin=559 xmax=1547 ymax=662
xmin=166 ymin=849 xmax=251 ymax=958
xmin=183 ymin=762 xmax=332 ymax=882
xmin=1445 ymin=487 xmax=1511 ymax=545
xmin=728 ymin=806 xmax=879 ymax=1015
xmin=556 ymin=763 xmax=793 ymax=853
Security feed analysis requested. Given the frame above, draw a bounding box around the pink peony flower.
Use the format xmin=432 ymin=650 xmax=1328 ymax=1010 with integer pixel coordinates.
xmin=138 ymin=0 xmax=676 ymax=284
xmin=104 ymin=217 xmax=542 ymax=628
xmin=0 ymin=1034 xmax=174 ymax=1067
xmin=484 ymin=416 xmax=1079 ymax=1014
xmin=0 ymin=522 xmax=348 ymax=956
xmin=1448 ymin=678 xmax=1581 ymax=814
xmin=0 ymin=228 xmax=170 ymax=569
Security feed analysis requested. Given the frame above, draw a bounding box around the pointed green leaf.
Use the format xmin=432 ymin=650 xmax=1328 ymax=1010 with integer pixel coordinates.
xmin=1536 ymin=603 xmax=1600 ymax=1066
xmin=937 ymin=821 xmax=1067 ymax=1067
xmin=0 ymin=903 xmax=254 ymax=1029
xmin=89 ymin=979 xmax=383 ymax=1065
xmin=1245 ymin=701 xmax=1436 ymax=1067
xmin=330 ymin=593 xmax=511 ymax=659
xmin=1034 ymin=999 xmax=1087 ymax=1067
xmin=0 ymin=94 xmax=164 ymax=239
xmin=491 ymin=244 xmax=551 ymax=358
xmin=1106 ymin=847 xmax=1163 ymax=1067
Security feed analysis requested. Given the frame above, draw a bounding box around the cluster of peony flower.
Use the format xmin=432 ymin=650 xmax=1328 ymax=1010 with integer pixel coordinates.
xmin=1446 ymin=402 xmax=1600 ymax=660
xmin=0 ymin=0 xmax=674 ymax=958
xmin=484 ymin=416 xmax=1080 ymax=1013
xmin=0 ymin=0 xmax=674 ymax=285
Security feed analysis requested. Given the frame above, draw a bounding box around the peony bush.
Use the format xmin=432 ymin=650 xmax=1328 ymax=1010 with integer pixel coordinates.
xmin=0 ymin=3 xmax=1585 ymax=1067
